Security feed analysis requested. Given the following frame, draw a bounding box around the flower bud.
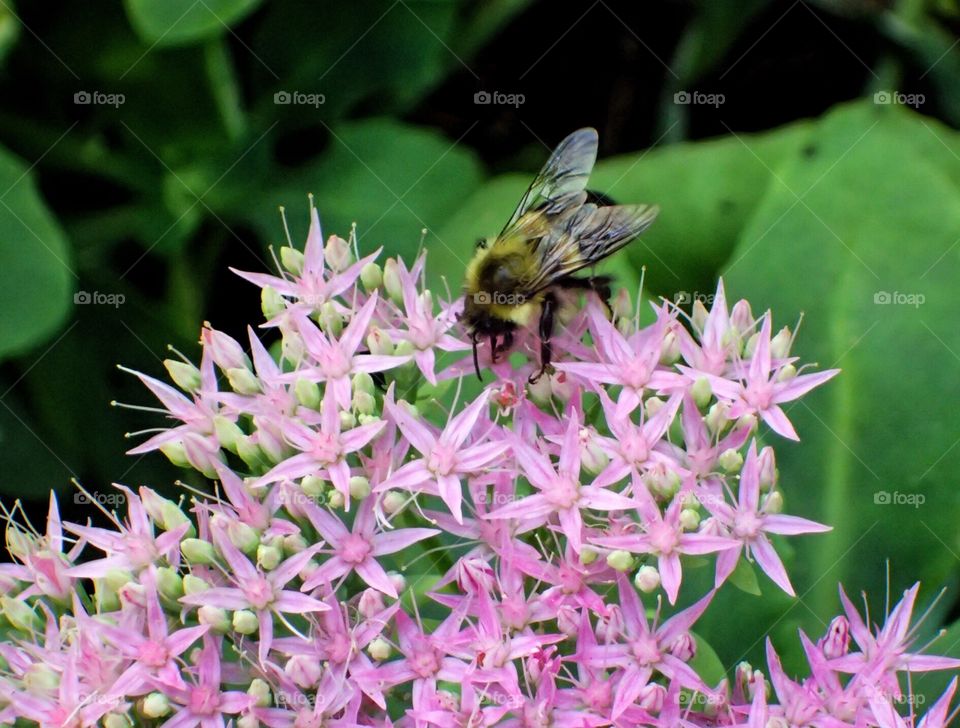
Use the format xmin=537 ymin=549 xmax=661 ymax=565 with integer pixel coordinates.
xmin=325 ymin=234 xmax=352 ymax=271
xmin=550 ymin=371 xmax=573 ymax=402
xmin=819 ymin=615 xmax=850 ymax=658
xmin=281 ymin=329 xmax=304 ymax=363
xmin=248 ymin=678 xmax=272 ymax=707
xmin=556 ymin=605 xmax=579 ymax=637
xmin=638 ymin=683 xmax=666 ymax=712
xmin=2 ymin=596 xmax=41 ymax=632
xmin=182 ymin=538 xmax=217 ymax=565
xmin=164 ymin=359 xmax=201 ymax=392
xmin=24 ymin=663 xmax=59 ymax=693
xmin=776 ymin=363 xmax=797 ymax=382
xmin=105 ymin=568 xmax=135 ymax=592
xmin=367 ymin=326 xmax=394 ymax=355
xmin=606 ymin=550 xmax=635 ymax=572
xmin=660 ymin=331 xmax=680 ymax=364
xmin=349 ymin=476 xmax=371 ymax=500
xmin=358 ymin=589 xmax=386 ymax=619
xmin=644 ymin=396 xmax=665 ymax=419
xmin=771 ymin=326 xmax=792 ymax=358
xmin=142 ymin=692 xmax=172 ymax=718
xmin=286 ymin=654 xmax=323 ymax=688
xmin=679 ymin=508 xmax=701 ymax=531
xmin=670 ymin=632 xmax=697 ymax=661
xmin=645 ymin=465 xmax=681 ymax=500
xmin=367 ymin=636 xmax=392 ymax=661
xmin=634 ymin=565 xmax=661 ymax=593
xmin=757 ymin=446 xmax=777 ymax=490
xmin=763 ymin=490 xmax=784 ymax=514
xmin=280 ymin=246 xmax=304 ymax=275
xmin=735 ymin=413 xmax=757 ymax=433
xmin=254 ymin=417 xmax=287 ymax=463
xmin=361 ymin=262 xmax=383 ymax=291
xmin=394 ymin=340 xmax=415 ymax=359
xmin=159 ymin=441 xmax=191 ymax=469
xmin=295 ymin=379 xmax=321 ymax=409
xmin=198 ymin=605 xmax=230 ymax=633
xmin=353 ymin=390 xmax=376 ymax=416
xmin=579 ymin=546 xmax=599 ymax=566
xmin=257 ymin=544 xmax=282 ymax=571
xmin=612 ymin=287 xmax=632 ymax=320
xmin=382 ymin=490 xmax=407 ymax=514
xmin=691 ymin=299 xmax=709 ymax=332
xmin=383 ymin=259 xmax=403 ymax=304
xmin=237 ymin=716 xmax=258 ymax=728
xmin=579 ymin=428 xmax=608 ymax=476
xmin=744 ymin=332 xmax=759 ymax=360
xmin=340 ymin=411 xmax=357 ymax=431
xmin=301 ymin=475 xmax=326 ymax=499
xmin=692 ymin=377 xmax=712 ymax=408
xmin=233 ymin=609 xmax=259 ymax=635
xmin=155 ymin=566 xmax=184 ymax=601
xmin=719 ymin=448 xmax=744 ymax=473
xmin=730 ymin=300 xmax=754 ymax=339
xmin=226 ymin=367 xmax=260 ymax=395
xmin=318 ymin=301 xmax=343 ymax=337
xmin=261 ymin=286 xmax=286 ymax=319
xmin=388 ymin=571 xmax=406 ymax=594
xmin=182 ymin=433 xmax=223 ymax=479
xmin=202 ymin=327 xmax=250 ymax=370
xmin=327 ymin=490 xmax=345 ymax=509
xmin=183 ymin=574 xmax=210 ymax=596
xmin=705 ymin=402 xmax=729 ymax=435
xmin=283 ymin=533 xmax=307 ymax=555
xmin=527 ymin=372 xmax=553 ymax=404
xmin=237 ymin=435 xmax=265 ymax=470
xmin=104 ymin=713 xmax=131 ymax=728
xmin=213 ymin=416 xmax=244 ymax=454
xmin=227 ymin=520 xmax=260 ymax=555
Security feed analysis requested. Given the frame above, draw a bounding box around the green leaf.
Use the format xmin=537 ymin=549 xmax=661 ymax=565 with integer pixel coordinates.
xmin=124 ymin=0 xmax=264 ymax=46
xmin=0 ymin=145 xmax=72 ymax=359
xmin=723 ymin=100 xmax=960 ymax=625
xmin=728 ymin=558 xmax=762 ymax=596
xmin=690 ymin=632 xmax=727 ymax=687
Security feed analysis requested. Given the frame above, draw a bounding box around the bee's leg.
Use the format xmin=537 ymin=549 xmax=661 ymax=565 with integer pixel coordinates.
xmin=489 ymin=333 xmax=498 ymax=364
xmin=530 ymin=292 xmax=557 ymax=384
xmin=472 ymin=334 xmax=483 ymax=381
xmin=495 ymin=328 xmax=514 ymax=358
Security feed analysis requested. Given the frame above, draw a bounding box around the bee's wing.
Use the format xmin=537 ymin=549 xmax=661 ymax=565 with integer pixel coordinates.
xmin=521 ymin=203 xmax=660 ymax=294
xmin=499 ymin=128 xmax=599 ymax=236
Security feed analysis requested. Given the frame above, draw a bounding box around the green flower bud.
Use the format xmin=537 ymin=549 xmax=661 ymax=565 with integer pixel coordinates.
xmin=281 ymin=330 xmax=304 ymax=363
xmin=319 ymin=301 xmax=343 ymax=337
xmin=5 ymin=526 xmax=34 ymax=561
xmin=160 ymin=500 xmax=195 ymax=538
xmin=155 ymin=566 xmax=184 ymax=601
xmin=744 ymin=332 xmax=759 ymax=359
xmin=237 ymin=435 xmax=266 ymax=470
xmin=705 ymin=402 xmax=729 ymax=435
xmin=579 ymin=546 xmax=599 ymax=565
xmin=612 ymin=287 xmax=632 ymax=320
xmin=159 ymin=441 xmax=191 ymax=468
xmin=383 ymin=259 xmax=403 ymax=303
xmin=353 ymin=390 xmax=376 ymax=416
xmin=248 ymin=678 xmax=272 ymax=707
xmin=770 ymin=326 xmax=792 ymax=359
xmin=367 ymin=636 xmax=392 ymax=660
xmin=382 ymin=490 xmax=407 ymax=514
xmin=301 ymin=475 xmax=326 ymax=499
xmin=394 ymin=339 xmax=415 ymax=358
xmin=164 ymin=360 xmax=201 ymax=393
xmin=183 ymin=574 xmax=210 ymax=596
xmin=105 ymin=568 xmax=135 ymax=591
xmin=691 ymin=299 xmax=709 ymax=332
xmin=776 ymin=363 xmax=797 ymax=382
xmin=361 ymin=262 xmax=383 ymax=291
xmin=327 ymin=490 xmax=345 ymax=510
xmin=228 ymin=521 xmax=260 ymax=555
xmin=679 ymin=508 xmax=701 ymax=531
xmin=24 ymin=663 xmax=59 ymax=693
xmin=283 ymin=533 xmax=308 ymax=555
xmin=719 ymin=448 xmax=744 ymax=473
xmin=142 ymin=692 xmax=172 ymax=718
xmin=357 ymin=413 xmax=381 ymax=427
xmin=763 ymin=490 xmax=784 ymax=514
xmin=95 ymin=579 xmax=121 ymax=612
xmin=104 ymin=713 xmax=131 ymax=728
xmin=227 ymin=367 xmax=261 ymax=395
xmin=692 ymin=377 xmax=712 ymax=408
xmin=2 ymin=596 xmax=41 ymax=632
xmin=261 ymin=286 xmax=286 ymax=319
xmin=294 ymin=378 xmax=321 ymax=409
xmin=660 ymin=331 xmax=680 ymax=364
xmin=340 ymin=410 xmax=357 ymax=430
xmin=367 ymin=326 xmax=394 ymax=355
xmin=181 ymin=538 xmax=217 ymax=565
xmin=644 ymin=396 xmax=665 ymax=419
xmin=257 ymin=544 xmax=282 ymax=571
xmin=280 ymin=246 xmax=304 ymax=275
xmin=634 ymin=565 xmax=661 ymax=593
xmin=606 ymin=550 xmax=635 ymax=572
xmin=198 ymin=605 xmax=230 ymax=633
xmin=233 ymin=609 xmax=259 ymax=635
xmin=324 ymin=234 xmax=352 ymax=272
xmin=213 ymin=415 xmax=244 ymax=454
xmin=349 ymin=476 xmax=371 ymax=500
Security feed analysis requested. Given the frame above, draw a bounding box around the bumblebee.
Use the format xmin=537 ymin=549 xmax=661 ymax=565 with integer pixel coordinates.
xmin=460 ymin=127 xmax=659 ymax=381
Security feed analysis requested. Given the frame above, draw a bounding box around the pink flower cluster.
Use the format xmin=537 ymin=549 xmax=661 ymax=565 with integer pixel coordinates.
xmin=0 ymin=205 xmax=957 ymax=727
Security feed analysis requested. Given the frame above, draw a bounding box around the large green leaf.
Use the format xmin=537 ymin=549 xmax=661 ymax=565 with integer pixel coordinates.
xmin=721 ymin=100 xmax=960 ymax=646
xmin=0 ymin=145 xmax=72 ymax=358
xmin=124 ymin=0 xmax=264 ymax=46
